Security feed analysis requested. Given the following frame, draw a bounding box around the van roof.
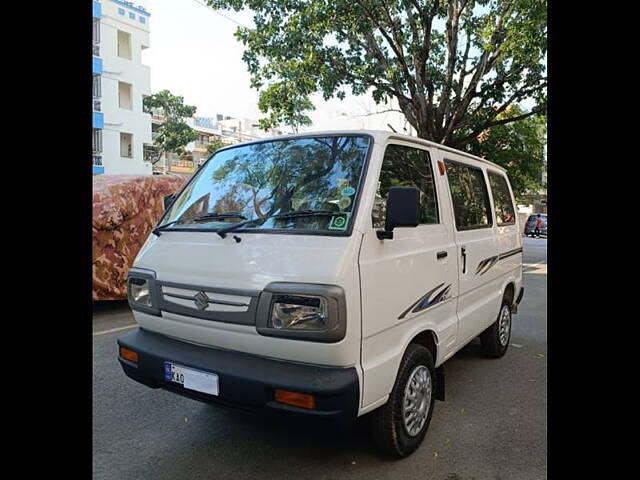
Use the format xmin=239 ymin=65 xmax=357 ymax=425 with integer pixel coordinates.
xmin=220 ymin=129 xmax=506 ymax=172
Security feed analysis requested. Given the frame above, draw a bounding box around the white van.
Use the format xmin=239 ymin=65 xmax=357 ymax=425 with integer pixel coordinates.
xmin=118 ymin=130 xmax=524 ymax=457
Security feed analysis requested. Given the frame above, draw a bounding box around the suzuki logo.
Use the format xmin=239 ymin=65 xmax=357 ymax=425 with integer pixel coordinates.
xmin=194 ymin=291 xmax=210 ymax=310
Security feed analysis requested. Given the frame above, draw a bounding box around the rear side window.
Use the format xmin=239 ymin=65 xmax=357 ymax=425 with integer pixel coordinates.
xmin=487 ymin=171 xmax=516 ymax=226
xmin=372 ymin=144 xmax=439 ymax=228
xmin=444 ymin=160 xmax=492 ymax=230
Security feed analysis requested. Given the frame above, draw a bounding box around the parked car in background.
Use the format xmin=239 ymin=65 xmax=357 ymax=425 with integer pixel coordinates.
xmin=524 ymin=213 xmax=547 ymax=237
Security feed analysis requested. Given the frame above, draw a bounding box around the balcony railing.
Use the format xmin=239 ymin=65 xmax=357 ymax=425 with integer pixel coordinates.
xmin=172 ymin=160 xmax=195 ymax=169
xmin=143 ymin=144 xmax=159 ymax=163
xmin=93 ymin=98 xmax=101 ymax=112
xmin=93 ymin=44 xmax=100 ymax=57
xmin=93 ymin=155 xmax=103 ymax=166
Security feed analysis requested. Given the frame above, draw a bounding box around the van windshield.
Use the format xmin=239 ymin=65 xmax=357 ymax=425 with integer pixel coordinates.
xmin=160 ymin=135 xmax=371 ymax=235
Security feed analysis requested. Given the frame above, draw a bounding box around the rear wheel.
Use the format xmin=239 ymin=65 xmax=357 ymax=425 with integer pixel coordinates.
xmin=371 ymin=344 xmax=436 ymax=458
xmin=480 ymin=300 xmax=512 ymax=358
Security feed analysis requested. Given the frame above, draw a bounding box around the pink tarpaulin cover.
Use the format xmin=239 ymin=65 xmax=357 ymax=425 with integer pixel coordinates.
xmin=92 ymin=174 xmax=186 ymax=300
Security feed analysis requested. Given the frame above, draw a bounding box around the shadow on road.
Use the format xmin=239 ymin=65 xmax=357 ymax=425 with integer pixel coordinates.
xmin=93 ymin=299 xmax=129 ymax=313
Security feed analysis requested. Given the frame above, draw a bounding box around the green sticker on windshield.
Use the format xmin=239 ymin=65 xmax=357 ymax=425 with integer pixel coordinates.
xmin=328 ymin=213 xmax=350 ymax=231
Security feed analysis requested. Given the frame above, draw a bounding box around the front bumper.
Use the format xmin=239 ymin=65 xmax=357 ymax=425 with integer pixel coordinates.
xmin=117 ymin=328 xmax=359 ymax=427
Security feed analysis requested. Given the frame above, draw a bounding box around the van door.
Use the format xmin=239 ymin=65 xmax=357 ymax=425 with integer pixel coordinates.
xmin=358 ymin=142 xmax=459 ymax=407
xmin=442 ymin=156 xmax=501 ymax=347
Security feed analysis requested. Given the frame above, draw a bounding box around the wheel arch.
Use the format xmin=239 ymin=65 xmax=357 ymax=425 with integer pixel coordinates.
xmin=407 ymin=329 xmax=445 ymax=401
xmin=408 ymin=329 xmax=439 ymax=365
xmin=360 ymin=316 xmax=449 ymax=410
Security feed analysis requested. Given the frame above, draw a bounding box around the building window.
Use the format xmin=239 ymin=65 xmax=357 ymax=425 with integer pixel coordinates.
xmin=118 ymin=81 xmax=133 ymax=110
xmin=120 ymin=133 xmax=133 ymax=158
xmin=93 ymin=18 xmax=100 ymax=44
xmin=117 ymin=30 xmax=132 ymax=60
xmin=92 ymin=129 xmax=103 ymax=153
xmin=93 ymin=75 xmax=102 ymax=111
xmin=93 ymin=75 xmax=101 ymax=98
xmin=118 ymin=8 xmax=125 ymax=15
xmin=129 ymin=12 xmax=135 ymax=20
xmin=139 ymin=16 xmax=146 ymax=24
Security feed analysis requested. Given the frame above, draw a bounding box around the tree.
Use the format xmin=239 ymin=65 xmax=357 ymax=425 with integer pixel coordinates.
xmin=205 ymin=0 xmax=546 ymax=149
xmin=143 ymin=90 xmax=198 ymax=164
xmin=205 ymin=139 xmax=227 ymax=156
xmin=257 ymin=80 xmax=314 ymax=132
xmin=466 ymin=105 xmax=546 ymax=201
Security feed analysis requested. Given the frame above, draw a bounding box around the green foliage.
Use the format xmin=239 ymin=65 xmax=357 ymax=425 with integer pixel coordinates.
xmin=466 ymin=105 xmax=546 ymax=201
xmin=205 ymin=139 xmax=227 ymax=156
xmin=143 ymin=90 xmax=198 ymax=163
xmin=205 ymin=0 xmax=546 ymax=149
xmin=257 ymin=81 xmax=314 ymax=132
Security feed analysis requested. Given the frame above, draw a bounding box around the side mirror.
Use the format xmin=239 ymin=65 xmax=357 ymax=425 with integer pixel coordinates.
xmin=376 ymin=186 xmax=420 ymax=240
xmin=163 ymin=194 xmax=176 ymax=211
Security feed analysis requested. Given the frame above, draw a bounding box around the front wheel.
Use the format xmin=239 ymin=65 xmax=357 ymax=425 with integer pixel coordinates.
xmin=371 ymin=344 xmax=436 ymax=458
xmin=480 ymin=300 xmax=512 ymax=358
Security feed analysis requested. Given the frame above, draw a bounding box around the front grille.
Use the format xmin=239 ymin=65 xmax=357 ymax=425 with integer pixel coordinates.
xmin=161 ymin=285 xmax=251 ymax=313
xmin=156 ymin=281 xmax=260 ymax=325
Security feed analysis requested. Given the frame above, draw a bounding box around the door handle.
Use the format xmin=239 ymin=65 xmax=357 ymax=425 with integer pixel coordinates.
xmin=461 ymin=246 xmax=467 ymax=274
xmin=436 ymin=251 xmax=448 ymax=260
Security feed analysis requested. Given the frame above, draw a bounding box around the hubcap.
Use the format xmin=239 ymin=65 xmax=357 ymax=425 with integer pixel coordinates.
xmin=402 ymin=365 xmax=432 ymax=437
xmin=498 ymin=305 xmax=511 ymax=346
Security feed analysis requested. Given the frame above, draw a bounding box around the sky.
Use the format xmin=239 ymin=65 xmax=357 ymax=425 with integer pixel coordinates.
xmin=140 ymin=0 xmax=413 ymax=134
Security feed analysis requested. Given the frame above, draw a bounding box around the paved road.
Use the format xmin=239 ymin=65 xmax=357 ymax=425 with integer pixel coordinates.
xmin=93 ymin=237 xmax=547 ymax=480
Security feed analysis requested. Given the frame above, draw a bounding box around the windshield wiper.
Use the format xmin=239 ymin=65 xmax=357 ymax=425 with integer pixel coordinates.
xmin=215 ymin=210 xmax=337 ymax=239
xmin=153 ymin=212 xmax=247 ymax=237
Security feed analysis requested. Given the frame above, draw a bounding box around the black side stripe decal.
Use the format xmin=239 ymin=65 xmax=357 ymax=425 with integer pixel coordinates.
xmin=476 ymin=255 xmax=499 ymax=275
xmin=398 ymin=283 xmax=452 ymax=320
xmin=476 ymin=247 xmax=523 ymax=275
xmin=498 ymin=247 xmax=523 ymax=260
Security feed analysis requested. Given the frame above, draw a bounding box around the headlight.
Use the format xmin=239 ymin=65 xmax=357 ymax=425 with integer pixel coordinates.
xmin=256 ymin=283 xmax=346 ymax=342
xmin=127 ymin=268 xmax=160 ymax=315
xmin=128 ymin=277 xmax=151 ymax=307
xmin=270 ymin=295 xmax=328 ymax=331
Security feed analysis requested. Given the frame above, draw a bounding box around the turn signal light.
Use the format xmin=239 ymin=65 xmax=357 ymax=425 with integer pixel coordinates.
xmin=274 ymin=389 xmax=316 ymax=410
xmin=120 ymin=347 xmax=138 ymax=364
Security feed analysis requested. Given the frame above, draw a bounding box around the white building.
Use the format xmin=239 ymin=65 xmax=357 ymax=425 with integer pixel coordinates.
xmin=92 ymin=0 xmax=152 ymax=175
xmin=151 ymin=114 xmax=284 ymax=175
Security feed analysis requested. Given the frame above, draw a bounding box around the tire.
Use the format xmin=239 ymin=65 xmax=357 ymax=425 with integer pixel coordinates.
xmin=371 ymin=344 xmax=436 ymax=458
xmin=480 ymin=299 xmax=512 ymax=358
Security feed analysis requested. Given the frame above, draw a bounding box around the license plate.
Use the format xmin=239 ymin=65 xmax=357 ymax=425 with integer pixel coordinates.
xmin=164 ymin=362 xmax=219 ymax=396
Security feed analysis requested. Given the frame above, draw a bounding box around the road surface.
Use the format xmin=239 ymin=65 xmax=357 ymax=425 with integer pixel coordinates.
xmin=93 ymin=236 xmax=547 ymax=479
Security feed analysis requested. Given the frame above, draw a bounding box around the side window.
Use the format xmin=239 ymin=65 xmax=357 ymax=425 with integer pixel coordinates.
xmin=487 ymin=171 xmax=516 ymax=226
xmin=444 ymin=160 xmax=492 ymax=230
xmin=372 ymin=144 xmax=439 ymax=228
